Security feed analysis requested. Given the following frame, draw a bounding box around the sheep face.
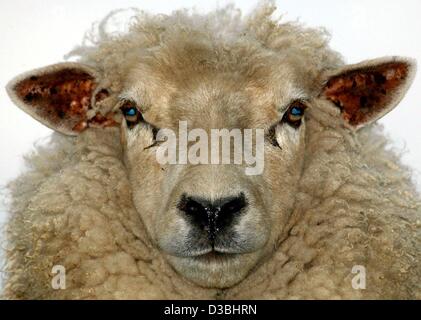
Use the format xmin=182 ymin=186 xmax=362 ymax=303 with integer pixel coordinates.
xmin=116 ymin=54 xmax=309 ymax=287
xmin=114 ymin=47 xmax=415 ymax=287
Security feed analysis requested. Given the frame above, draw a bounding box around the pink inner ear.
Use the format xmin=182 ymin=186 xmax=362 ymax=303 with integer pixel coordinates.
xmin=14 ymin=68 xmax=116 ymax=133
xmin=324 ymin=62 xmax=409 ymax=126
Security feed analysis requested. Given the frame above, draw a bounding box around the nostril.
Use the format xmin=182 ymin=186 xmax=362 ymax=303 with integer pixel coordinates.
xmin=177 ymin=195 xmax=212 ymax=233
xmin=177 ymin=195 xmax=207 ymax=217
xmin=219 ymin=193 xmax=247 ymax=216
xmin=177 ymin=193 xmax=248 ymax=234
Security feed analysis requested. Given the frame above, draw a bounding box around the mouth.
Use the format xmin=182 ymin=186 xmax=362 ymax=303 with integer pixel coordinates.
xmin=189 ymin=249 xmax=239 ymax=263
xmin=164 ymin=238 xmax=262 ymax=260
xmin=165 ymin=247 xmax=254 ymax=288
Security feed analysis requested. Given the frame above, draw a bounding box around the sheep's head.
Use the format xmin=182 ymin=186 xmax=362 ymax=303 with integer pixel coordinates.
xmin=6 ymin=20 xmax=416 ymax=289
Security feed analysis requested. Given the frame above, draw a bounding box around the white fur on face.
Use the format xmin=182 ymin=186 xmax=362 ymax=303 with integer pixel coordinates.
xmin=125 ymin=123 xmax=154 ymax=149
xmin=275 ymin=120 xmax=306 ymax=158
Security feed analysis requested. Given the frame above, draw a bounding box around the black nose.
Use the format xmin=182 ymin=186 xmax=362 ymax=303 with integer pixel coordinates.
xmin=177 ymin=193 xmax=248 ymax=240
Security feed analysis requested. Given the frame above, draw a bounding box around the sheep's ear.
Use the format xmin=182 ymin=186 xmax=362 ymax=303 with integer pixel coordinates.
xmin=6 ymin=62 xmax=116 ymax=136
xmin=321 ymin=57 xmax=416 ymax=129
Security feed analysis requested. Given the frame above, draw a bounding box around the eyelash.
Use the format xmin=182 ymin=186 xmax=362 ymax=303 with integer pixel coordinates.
xmin=266 ymin=101 xmax=307 ymax=147
xmin=120 ymin=101 xmax=159 ymax=145
xmin=120 ymin=101 xmax=143 ymax=128
xmin=282 ymin=101 xmax=307 ymax=128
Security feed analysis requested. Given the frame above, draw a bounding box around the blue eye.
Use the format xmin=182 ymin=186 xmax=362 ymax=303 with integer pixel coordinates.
xmin=284 ymin=102 xmax=307 ymax=127
xmin=121 ymin=101 xmax=142 ymax=127
xmin=290 ymin=106 xmax=303 ymax=116
xmin=125 ymin=107 xmax=137 ymax=116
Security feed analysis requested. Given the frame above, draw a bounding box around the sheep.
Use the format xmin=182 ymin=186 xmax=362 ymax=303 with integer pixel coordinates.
xmin=2 ymin=2 xmax=420 ymax=299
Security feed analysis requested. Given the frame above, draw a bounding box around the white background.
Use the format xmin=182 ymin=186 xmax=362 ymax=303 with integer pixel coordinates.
xmin=0 ymin=0 xmax=420 ymax=290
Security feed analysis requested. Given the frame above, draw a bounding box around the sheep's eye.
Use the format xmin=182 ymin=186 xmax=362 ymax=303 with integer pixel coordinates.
xmin=283 ymin=102 xmax=307 ymax=127
xmin=120 ymin=102 xmax=142 ymax=127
